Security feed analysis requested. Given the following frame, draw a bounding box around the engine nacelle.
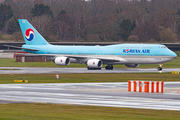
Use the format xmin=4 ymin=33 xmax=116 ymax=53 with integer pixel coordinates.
xmin=125 ymin=64 xmax=139 ymax=68
xmin=54 ymin=57 xmax=70 ymax=66
xmin=87 ymin=59 xmax=103 ymax=68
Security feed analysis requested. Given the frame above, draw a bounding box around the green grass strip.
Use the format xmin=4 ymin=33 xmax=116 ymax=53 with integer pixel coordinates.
xmin=1 ymin=73 xmax=180 ymax=84
xmin=0 ymin=104 xmax=179 ymax=120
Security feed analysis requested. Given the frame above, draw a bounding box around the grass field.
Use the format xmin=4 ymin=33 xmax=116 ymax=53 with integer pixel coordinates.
xmin=0 ymin=104 xmax=180 ymax=120
xmin=0 ymin=73 xmax=180 ymax=84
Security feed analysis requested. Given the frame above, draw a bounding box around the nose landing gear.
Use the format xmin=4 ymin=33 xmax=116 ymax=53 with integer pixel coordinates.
xmin=157 ymin=64 xmax=163 ymax=71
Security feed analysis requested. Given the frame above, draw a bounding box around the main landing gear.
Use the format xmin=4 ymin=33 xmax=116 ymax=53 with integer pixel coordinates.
xmin=87 ymin=67 xmax=101 ymax=70
xmin=157 ymin=64 xmax=163 ymax=71
xmin=105 ymin=65 xmax=113 ymax=70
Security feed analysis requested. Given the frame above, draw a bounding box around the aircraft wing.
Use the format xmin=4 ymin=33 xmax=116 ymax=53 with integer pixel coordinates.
xmin=21 ymin=54 xmax=127 ymax=63
xmin=65 ymin=55 xmax=127 ymax=62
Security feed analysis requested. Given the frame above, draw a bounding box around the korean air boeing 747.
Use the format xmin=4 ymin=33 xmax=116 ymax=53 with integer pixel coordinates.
xmin=9 ymin=19 xmax=177 ymax=71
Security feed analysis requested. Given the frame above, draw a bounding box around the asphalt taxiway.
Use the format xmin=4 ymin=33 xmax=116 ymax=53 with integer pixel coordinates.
xmin=0 ymin=67 xmax=180 ymax=74
xmin=0 ymin=82 xmax=180 ymax=111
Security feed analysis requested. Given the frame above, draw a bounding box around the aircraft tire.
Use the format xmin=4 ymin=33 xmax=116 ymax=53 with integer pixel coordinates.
xmin=105 ymin=65 xmax=113 ymax=70
xmin=157 ymin=67 xmax=162 ymax=71
xmin=87 ymin=67 xmax=101 ymax=70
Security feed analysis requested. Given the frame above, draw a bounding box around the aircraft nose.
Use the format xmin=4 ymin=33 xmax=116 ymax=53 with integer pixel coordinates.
xmin=167 ymin=50 xmax=177 ymax=62
xmin=171 ymin=51 xmax=177 ymax=57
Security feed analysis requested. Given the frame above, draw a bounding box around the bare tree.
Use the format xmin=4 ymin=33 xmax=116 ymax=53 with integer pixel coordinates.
xmin=155 ymin=9 xmax=178 ymax=33
xmin=53 ymin=20 xmax=70 ymax=41
xmin=1 ymin=0 xmax=180 ymax=42
xmin=30 ymin=15 xmax=51 ymax=36
xmin=90 ymin=14 xmax=116 ymax=41
xmin=160 ymin=28 xmax=178 ymax=42
xmin=131 ymin=7 xmax=152 ymax=42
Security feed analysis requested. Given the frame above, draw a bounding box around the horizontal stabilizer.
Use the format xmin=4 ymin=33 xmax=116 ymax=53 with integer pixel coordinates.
xmin=4 ymin=45 xmax=39 ymax=51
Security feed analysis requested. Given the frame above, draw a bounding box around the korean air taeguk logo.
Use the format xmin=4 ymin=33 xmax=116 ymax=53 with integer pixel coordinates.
xmin=25 ymin=28 xmax=35 ymax=41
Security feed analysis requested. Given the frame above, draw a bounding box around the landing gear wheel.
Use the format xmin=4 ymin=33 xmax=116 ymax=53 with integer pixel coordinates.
xmin=87 ymin=67 xmax=101 ymax=70
xmin=105 ymin=65 xmax=113 ymax=70
xmin=157 ymin=67 xmax=162 ymax=71
xmin=157 ymin=63 xmax=163 ymax=71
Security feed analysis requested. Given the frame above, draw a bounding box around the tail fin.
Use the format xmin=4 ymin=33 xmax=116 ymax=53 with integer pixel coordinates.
xmin=18 ymin=19 xmax=49 ymax=45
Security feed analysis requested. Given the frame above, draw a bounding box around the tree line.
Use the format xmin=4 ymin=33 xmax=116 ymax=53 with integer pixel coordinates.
xmin=0 ymin=0 xmax=180 ymax=43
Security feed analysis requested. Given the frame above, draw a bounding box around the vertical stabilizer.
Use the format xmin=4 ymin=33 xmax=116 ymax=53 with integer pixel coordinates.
xmin=18 ymin=19 xmax=49 ymax=45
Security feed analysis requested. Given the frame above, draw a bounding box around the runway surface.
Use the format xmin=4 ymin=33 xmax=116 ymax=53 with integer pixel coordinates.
xmin=0 ymin=67 xmax=180 ymax=74
xmin=0 ymin=82 xmax=180 ymax=111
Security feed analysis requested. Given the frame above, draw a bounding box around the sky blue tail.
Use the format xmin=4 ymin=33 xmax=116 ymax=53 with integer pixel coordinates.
xmin=18 ymin=19 xmax=49 ymax=45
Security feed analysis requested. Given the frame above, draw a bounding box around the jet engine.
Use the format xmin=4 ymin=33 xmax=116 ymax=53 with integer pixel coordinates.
xmin=87 ymin=59 xmax=103 ymax=69
xmin=125 ymin=64 xmax=139 ymax=68
xmin=54 ymin=57 xmax=70 ymax=66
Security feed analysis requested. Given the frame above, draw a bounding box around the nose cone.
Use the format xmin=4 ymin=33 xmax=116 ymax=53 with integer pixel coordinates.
xmin=168 ymin=50 xmax=177 ymax=62
xmin=164 ymin=49 xmax=177 ymax=62
xmin=170 ymin=50 xmax=177 ymax=57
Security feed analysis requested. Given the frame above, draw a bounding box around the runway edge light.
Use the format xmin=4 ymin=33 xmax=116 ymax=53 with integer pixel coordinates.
xmin=14 ymin=80 xmax=28 ymax=83
xmin=55 ymin=74 xmax=59 ymax=79
xmin=11 ymin=69 xmax=13 ymax=77
xmin=172 ymin=71 xmax=179 ymax=74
